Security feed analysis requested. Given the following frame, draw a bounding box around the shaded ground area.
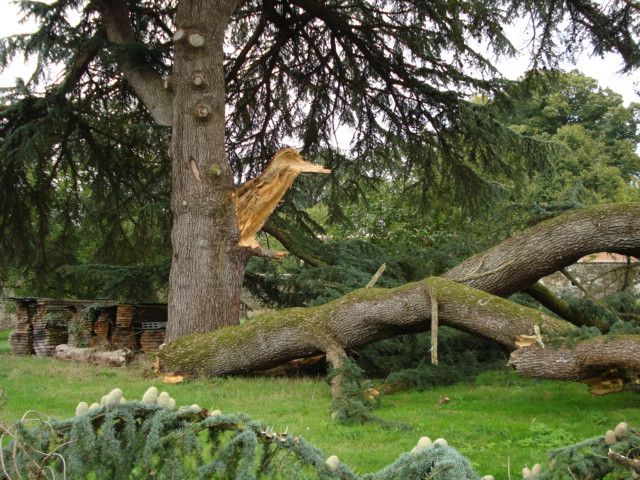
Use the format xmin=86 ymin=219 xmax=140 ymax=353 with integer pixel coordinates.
xmin=1 ymin=328 xmax=639 ymax=479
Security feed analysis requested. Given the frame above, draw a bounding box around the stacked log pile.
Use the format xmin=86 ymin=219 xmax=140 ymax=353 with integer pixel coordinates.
xmin=7 ymin=298 xmax=168 ymax=358
xmin=135 ymin=305 xmax=167 ymax=353
xmin=139 ymin=330 xmax=165 ymax=352
xmin=32 ymin=299 xmax=73 ymax=357
xmin=8 ymin=299 xmax=36 ymax=355
xmin=112 ymin=305 xmax=138 ymax=351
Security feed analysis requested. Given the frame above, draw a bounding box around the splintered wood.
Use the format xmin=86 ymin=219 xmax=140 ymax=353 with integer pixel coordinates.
xmin=234 ymin=148 xmax=330 ymax=256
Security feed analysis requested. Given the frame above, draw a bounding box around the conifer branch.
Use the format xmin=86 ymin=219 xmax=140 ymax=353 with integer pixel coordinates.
xmin=57 ymin=31 xmax=105 ymax=96
xmin=96 ymin=0 xmax=174 ymax=126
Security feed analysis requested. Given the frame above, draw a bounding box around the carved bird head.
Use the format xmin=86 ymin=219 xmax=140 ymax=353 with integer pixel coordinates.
xmin=268 ymin=147 xmax=331 ymax=175
xmin=234 ymin=148 xmax=330 ymax=254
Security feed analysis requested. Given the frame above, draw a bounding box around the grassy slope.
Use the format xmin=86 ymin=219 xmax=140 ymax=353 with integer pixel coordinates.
xmin=1 ymin=328 xmax=639 ymax=479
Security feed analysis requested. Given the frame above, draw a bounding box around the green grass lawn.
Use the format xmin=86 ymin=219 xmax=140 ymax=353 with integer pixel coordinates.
xmin=0 ymin=328 xmax=10 ymax=353
xmin=1 ymin=328 xmax=639 ymax=479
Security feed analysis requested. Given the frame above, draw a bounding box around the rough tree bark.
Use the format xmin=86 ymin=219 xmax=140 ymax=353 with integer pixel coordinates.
xmin=166 ymin=144 xmax=329 ymax=340
xmin=443 ymin=203 xmax=640 ymax=295
xmin=99 ymin=0 xmax=335 ymax=342
xmin=98 ymin=0 xmax=250 ymax=341
xmin=508 ymin=335 xmax=640 ymax=382
xmin=165 ymin=0 xmax=246 ymax=341
xmin=158 ymin=276 xmax=572 ymax=374
xmin=159 ymin=203 xmax=640 ymax=390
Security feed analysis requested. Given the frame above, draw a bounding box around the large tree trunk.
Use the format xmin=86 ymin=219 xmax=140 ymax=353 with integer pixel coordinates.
xmin=99 ymin=1 xmax=330 ymax=342
xmin=166 ymin=1 xmax=245 ymax=341
xmin=158 ymin=203 xmax=640 ymax=387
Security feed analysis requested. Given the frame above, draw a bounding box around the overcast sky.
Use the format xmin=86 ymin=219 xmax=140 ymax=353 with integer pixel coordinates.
xmin=1 ymin=2 xmax=638 ymax=106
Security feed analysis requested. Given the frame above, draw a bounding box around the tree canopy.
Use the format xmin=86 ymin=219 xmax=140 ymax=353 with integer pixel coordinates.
xmin=0 ymin=0 xmax=639 ymax=322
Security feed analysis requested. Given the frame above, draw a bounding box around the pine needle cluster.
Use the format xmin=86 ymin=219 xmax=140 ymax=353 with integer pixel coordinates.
xmin=1 ymin=387 xmax=481 ymax=480
xmin=2 ymin=388 xmax=639 ymax=479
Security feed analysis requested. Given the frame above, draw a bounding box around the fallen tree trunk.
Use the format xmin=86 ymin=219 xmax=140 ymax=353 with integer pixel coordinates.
xmin=509 ymin=335 xmax=640 ymax=379
xmin=55 ymin=344 xmax=133 ymax=367
xmin=159 ymin=203 xmax=640 ymax=388
xmin=444 ymin=203 xmax=640 ymax=296
xmin=159 ymin=276 xmax=571 ymax=375
xmin=509 ymin=335 xmax=640 ymax=394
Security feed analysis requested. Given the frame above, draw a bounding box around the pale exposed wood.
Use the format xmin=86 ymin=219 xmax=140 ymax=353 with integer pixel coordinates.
xmin=366 ymin=263 xmax=386 ymax=288
xmin=234 ymin=148 xmax=330 ymax=253
xmin=326 ymin=346 xmax=347 ymax=400
xmin=188 ymin=33 xmax=205 ymax=47
xmin=55 ymin=344 xmax=133 ymax=367
xmin=428 ymin=285 xmax=439 ymax=365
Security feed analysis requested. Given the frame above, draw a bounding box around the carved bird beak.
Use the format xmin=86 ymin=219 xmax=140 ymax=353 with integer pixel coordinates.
xmin=291 ymin=159 xmax=331 ymax=174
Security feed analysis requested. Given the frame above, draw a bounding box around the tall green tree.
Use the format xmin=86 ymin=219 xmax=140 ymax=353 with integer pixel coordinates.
xmin=1 ymin=0 xmax=639 ymax=340
xmin=319 ymin=71 xmax=640 ymax=286
xmin=499 ymin=70 xmax=640 ymax=203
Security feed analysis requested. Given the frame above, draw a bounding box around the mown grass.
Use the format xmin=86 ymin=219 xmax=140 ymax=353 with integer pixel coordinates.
xmin=1 ymin=328 xmax=639 ymax=479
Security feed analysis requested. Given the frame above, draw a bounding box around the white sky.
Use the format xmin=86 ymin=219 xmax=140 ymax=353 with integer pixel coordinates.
xmin=0 ymin=2 xmax=638 ymax=105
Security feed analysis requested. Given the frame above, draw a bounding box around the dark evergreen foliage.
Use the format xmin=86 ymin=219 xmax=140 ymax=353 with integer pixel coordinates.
xmin=539 ymin=426 xmax=640 ymax=479
xmin=1 ymin=0 xmax=639 ymax=295
xmin=0 ymin=397 xmax=480 ymax=479
xmin=365 ymin=329 xmax=508 ymax=388
xmin=247 ymin=239 xmax=406 ymax=307
xmin=2 ymin=395 xmax=638 ymax=479
xmin=327 ymin=357 xmax=411 ymax=430
xmin=51 ymin=260 xmax=171 ymax=303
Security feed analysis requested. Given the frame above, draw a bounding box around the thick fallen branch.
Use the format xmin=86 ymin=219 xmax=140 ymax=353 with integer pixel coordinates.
xmin=159 ymin=203 xmax=640 ymax=389
xmin=508 ymin=335 xmax=640 ymax=392
xmin=444 ymin=203 xmax=640 ymax=296
xmin=159 ymin=277 xmax=571 ymax=376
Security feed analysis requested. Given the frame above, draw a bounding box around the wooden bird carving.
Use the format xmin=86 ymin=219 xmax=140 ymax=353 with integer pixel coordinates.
xmin=234 ymin=148 xmax=330 ymax=257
